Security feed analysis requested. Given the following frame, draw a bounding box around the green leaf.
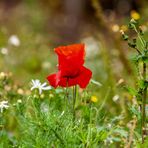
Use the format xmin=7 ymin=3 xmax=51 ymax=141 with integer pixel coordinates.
xmin=124 ymin=86 xmax=137 ymax=96
xmin=138 ymin=80 xmax=147 ymax=89
xmin=130 ymin=54 xmax=139 ymax=62
xmin=113 ymin=128 xmax=128 ymax=138
xmin=122 ymin=34 xmax=129 ymax=41
xmin=128 ymin=105 xmax=141 ymax=120
xmin=128 ymin=41 xmax=136 ymax=48
xmin=91 ymin=79 xmax=102 ymax=87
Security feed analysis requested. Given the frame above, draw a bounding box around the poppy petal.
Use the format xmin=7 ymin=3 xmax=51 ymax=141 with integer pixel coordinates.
xmin=55 ymin=43 xmax=85 ymax=57
xmin=58 ymin=66 xmax=92 ymax=88
xmin=47 ymin=74 xmax=57 ymax=88
xmin=75 ymin=66 xmax=92 ymax=88
xmin=47 ymin=71 xmax=62 ymax=88
xmin=55 ymin=44 xmax=85 ymax=69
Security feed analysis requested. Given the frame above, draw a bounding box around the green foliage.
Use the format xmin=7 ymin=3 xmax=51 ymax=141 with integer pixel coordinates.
xmin=0 ymin=75 xmax=133 ymax=147
xmin=122 ymin=18 xmax=148 ymax=144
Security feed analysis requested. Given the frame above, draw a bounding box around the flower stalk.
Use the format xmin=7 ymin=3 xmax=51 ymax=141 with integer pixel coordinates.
xmin=142 ymin=62 xmax=147 ymax=143
xmin=73 ymin=85 xmax=77 ymax=122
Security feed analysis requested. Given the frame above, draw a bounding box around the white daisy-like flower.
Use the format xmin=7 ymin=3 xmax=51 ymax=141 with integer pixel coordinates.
xmin=31 ymin=79 xmax=52 ymax=94
xmin=8 ymin=35 xmax=20 ymax=47
xmin=0 ymin=101 xmax=9 ymax=113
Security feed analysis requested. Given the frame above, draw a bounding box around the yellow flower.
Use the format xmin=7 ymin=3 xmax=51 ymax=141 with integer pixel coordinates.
xmin=120 ymin=25 xmax=128 ymax=32
xmin=130 ymin=10 xmax=140 ymax=20
xmin=91 ymin=96 xmax=98 ymax=103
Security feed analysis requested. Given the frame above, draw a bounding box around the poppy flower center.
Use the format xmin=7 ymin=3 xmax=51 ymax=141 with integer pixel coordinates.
xmin=63 ymin=69 xmax=80 ymax=79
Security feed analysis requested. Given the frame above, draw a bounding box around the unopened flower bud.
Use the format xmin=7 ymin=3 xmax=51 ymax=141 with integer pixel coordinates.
xmin=130 ymin=18 xmax=137 ymax=24
xmin=120 ymin=30 xmax=124 ymax=35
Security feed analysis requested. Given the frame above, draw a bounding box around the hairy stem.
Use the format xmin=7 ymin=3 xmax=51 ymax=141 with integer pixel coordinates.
xmin=133 ymin=25 xmax=146 ymax=49
xmin=142 ymin=62 xmax=147 ymax=143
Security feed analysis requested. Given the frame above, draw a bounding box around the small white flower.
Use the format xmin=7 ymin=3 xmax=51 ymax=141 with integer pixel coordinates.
xmin=1 ymin=47 xmax=8 ymax=55
xmin=112 ymin=95 xmax=119 ymax=102
xmin=8 ymin=35 xmax=20 ymax=46
xmin=31 ymin=79 xmax=52 ymax=94
xmin=107 ymin=123 xmax=112 ymax=129
xmin=104 ymin=137 xmax=113 ymax=145
xmin=0 ymin=101 xmax=9 ymax=113
xmin=17 ymin=99 xmax=22 ymax=103
xmin=40 ymin=102 xmax=49 ymax=113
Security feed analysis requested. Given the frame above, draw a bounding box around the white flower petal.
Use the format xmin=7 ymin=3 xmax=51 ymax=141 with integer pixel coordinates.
xmin=31 ymin=79 xmax=52 ymax=94
xmin=0 ymin=100 xmax=9 ymax=113
xmin=41 ymin=82 xmax=47 ymax=87
xmin=31 ymin=86 xmax=36 ymax=91
xmin=39 ymin=88 xmax=42 ymax=94
xmin=8 ymin=35 xmax=20 ymax=46
xmin=42 ymin=86 xmax=52 ymax=90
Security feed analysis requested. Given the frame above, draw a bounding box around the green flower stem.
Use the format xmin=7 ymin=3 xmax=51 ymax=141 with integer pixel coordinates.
xmin=73 ymin=85 xmax=77 ymax=122
xmin=65 ymin=78 xmax=69 ymax=110
xmin=132 ymin=23 xmax=147 ymax=143
xmin=142 ymin=62 xmax=147 ymax=143
xmin=134 ymin=47 xmax=141 ymax=55
xmin=133 ymin=25 xmax=146 ymax=49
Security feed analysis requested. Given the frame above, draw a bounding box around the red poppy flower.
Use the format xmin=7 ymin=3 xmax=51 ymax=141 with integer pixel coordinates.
xmin=47 ymin=44 xmax=92 ymax=88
